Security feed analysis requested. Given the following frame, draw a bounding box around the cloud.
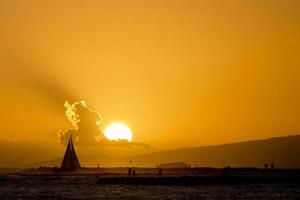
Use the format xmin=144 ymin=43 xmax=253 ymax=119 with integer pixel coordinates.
xmin=59 ymin=101 xmax=150 ymax=148
xmin=59 ymin=101 xmax=103 ymax=146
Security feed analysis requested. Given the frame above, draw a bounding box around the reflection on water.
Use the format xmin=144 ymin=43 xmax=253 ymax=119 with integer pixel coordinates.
xmin=0 ymin=174 xmax=299 ymax=199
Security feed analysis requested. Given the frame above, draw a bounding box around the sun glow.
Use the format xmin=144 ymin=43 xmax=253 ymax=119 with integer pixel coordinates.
xmin=104 ymin=123 xmax=133 ymax=142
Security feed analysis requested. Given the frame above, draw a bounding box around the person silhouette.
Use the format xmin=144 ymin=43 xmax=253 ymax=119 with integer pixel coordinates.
xmin=128 ymin=168 xmax=132 ymax=176
xmin=158 ymin=169 xmax=163 ymax=177
xmin=132 ymin=169 xmax=136 ymax=176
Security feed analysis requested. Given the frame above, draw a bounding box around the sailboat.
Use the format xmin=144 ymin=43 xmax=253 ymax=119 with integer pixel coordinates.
xmin=61 ymin=135 xmax=81 ymax=171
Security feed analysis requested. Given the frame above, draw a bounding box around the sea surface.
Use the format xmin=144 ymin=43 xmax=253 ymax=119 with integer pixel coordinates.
xmin=0 ymin=174 xmax=299 ymax=200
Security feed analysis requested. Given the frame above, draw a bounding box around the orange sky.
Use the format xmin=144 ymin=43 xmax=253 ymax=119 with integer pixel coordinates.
xmin=0 ymin=0 xmax=300 ymax=150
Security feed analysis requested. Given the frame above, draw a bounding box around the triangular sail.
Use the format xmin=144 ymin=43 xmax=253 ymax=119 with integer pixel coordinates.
xmin=61 ymin=135 xmax=81 ymax=171
xmin=70 ymin=136 xmax=81 ymax=168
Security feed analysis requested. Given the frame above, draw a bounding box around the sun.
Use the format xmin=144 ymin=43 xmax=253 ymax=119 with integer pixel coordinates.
xmin=104 ymin=123 xmax=133 ymax=142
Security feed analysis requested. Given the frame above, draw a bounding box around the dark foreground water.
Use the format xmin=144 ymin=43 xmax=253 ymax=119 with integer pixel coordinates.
xmin=0 ymin=174 xmax=300 ymax=200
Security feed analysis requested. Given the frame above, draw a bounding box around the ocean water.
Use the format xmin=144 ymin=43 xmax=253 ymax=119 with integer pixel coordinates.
xmin=0 ymin=174 xmax=299 ymax=200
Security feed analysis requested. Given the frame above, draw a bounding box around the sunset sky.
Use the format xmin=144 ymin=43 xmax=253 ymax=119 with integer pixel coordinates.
xmin=0 ymin=0 xmax=300 ymax=152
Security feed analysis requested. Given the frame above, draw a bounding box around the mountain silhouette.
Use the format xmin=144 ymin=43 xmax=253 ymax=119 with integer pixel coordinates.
xmin=131 ymin=135 xmax=300 ymax=168
xmin=23 ymin=134 xmax=300 ymax=168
